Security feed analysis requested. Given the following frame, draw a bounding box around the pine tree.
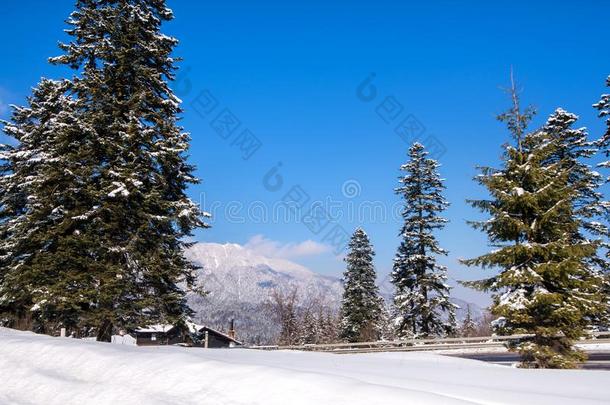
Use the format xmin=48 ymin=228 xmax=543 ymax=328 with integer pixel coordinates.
xmin=460 ymin=305 xmax=477 ymax=337
xmin=541 ymin=109 xmax=610 ymax=330
xmin=377 ymin=301 xmax=396 ymax=341
xmin=299 ymin=308 xmax=319 ymax=345
xmin=594 ymin=75 xmax=610 ymax=327
xmin=0 ymin=79 xmax=98 ymax=333
xmin=594 ymin=76 xmax=610 ymax=173
xmin=0 ymin=124 xmax=21 ymax=326
xmin=0 ymin=1 xmax=208 ymax=340
xmin=537 ymin=109 xmax=608 ymax=255
xmin=317 ymin=309 xmax=339 ymax=344
xmin=339 ymin=228 xmax=382 ymax=342
xmin=464 ymin=83 xmax=606 ymax=368
xmin=392 ymin=143 xmax=456 ymax=339
xmin=0 ymin=125 xmax=23 ymax=327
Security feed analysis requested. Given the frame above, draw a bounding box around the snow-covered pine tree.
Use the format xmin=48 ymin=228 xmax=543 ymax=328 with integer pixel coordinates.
xmin=460 ymin=305 xmax=477 ymax=337
xmin=376 ymin=301 xmax=396 ymax=341
xmin=392 ymin=142 xmax=456 ymax=339
xmin=540 ymin=108 xmax=610 ymax=329
xmin=56 ymin=0 xmax=209 ymax=341
xmin=537 ymin=109 xmax=608 ymax=257
xmin=0 ymin=119 xmax=24 ymax=328
xmin=0 ymin=128 xmax=20 ymax=326
xmin=339 ymin=228 xmax=382 ymax=342
xmin=464 ymin=85 xmax=606 ymax=368
xmin=298 ymin=308 xmax=319 ymax=345
xmin=0 ymin=79 xmax=100 ymax=333
xmin=317 ymin=308 xmax=339 ymax=344
xmin=594 ymin=76 xmax=610 ymax=326
xmin=0 ymin=0 xmax=208 ymax=340
xmin=594 ymin=76 xmax=610 ymax=174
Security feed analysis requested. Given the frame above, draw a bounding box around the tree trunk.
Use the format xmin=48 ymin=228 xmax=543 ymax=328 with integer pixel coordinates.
xmin=96 ymin=319 xmax=113 ymax=342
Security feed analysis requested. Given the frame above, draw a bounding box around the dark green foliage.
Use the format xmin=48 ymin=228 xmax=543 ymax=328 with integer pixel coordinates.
xmin=594 ymin=75 xmax=610 ymax=327
xmin=340 ymin=228 xmax=383 ymax=342
xmin=0 ymin=1 xmax=207 ymax=340
xmin=392 ymin=143 xmax=456 ymax=338
xmin=594 ymin=76 xmax=610 ymax=172
xmin=464 ymin=88 xmax=606 ymax=368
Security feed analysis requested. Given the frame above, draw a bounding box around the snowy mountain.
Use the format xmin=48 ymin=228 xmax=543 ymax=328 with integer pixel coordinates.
xmin=185 ymin=242 xmax=486 ymax=344
xmin=185 ymin=243 xmax=343 ymax=344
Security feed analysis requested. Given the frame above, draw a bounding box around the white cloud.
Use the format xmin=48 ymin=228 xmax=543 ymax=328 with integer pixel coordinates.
xmin=244 ymin=234 xmax=331 ymax=259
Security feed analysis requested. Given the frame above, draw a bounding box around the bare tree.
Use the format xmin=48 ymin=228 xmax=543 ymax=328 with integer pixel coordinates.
xmin=270 ymin=288 xmax=300 ymax=345
xmin=315 ymin=303 xmax=340 ymax=344
xmin=474 ymin=311 xmax=496 ymax=337
xmin=268 ymin=288 xmax=342 ymax=345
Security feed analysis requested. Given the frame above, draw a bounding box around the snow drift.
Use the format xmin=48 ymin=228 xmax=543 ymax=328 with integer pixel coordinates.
xmin=1 ymin=328 xmax=608 ymax=405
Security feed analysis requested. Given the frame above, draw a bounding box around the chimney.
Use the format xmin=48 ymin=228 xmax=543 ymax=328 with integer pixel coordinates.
xmin=228 ymin=319 xmax=236 ymax=340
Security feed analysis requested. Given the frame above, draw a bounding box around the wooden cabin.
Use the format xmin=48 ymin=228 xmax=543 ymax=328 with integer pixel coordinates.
xmin=133 ymin=321 xmax=241 ymax=348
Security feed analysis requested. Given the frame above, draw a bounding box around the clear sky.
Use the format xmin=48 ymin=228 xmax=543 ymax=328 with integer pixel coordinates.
xmin=1 ymin=0 xmax=609 ymax=306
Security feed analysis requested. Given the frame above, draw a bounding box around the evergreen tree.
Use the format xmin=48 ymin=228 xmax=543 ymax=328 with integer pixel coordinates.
xmin=376 ymin=301 xmax=396 ymax=341
xmin=541 ymin=110 xmax=610 ymax=329
xmin=0 ymin=122 xmax=21 ymax=326
xmin=392 ymin=143 xmax=456 ymax=338
xmin=0 ymin=79 xmax=98 ymax=333
xmin=537 ymin=109 xmax=608 ymax=256
xmin=317 ymin=309 xmax=339 ymax=344
xmin=594 ymin=76 xmax=610 ymax=173
xmin=340 ymin=228 xmax=382 ymax=342
xmin=0 ymin=1 xmax=208 ymax=340
xmin=299 ymin=308 xmax=319 ymax=345
xmin=460 ymin=305 xmax=477 ymax=337
xmin=0 ymin=124 xmax=23 ymax=327
xmin=594 ymin=76 xmax=610 ymax=327
xmin=464 ymin=84 xmax=606 ymax=368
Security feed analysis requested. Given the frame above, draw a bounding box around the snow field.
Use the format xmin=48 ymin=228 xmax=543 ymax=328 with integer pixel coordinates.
xmin=1 ymin=328 xmax=608 ymax=405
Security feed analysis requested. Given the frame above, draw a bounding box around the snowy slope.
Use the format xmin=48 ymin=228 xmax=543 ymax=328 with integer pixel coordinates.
xmin=186 ymin=242 xmax=342 ymax=304
xmin=1 ymin=327 xmax=608 ymax=405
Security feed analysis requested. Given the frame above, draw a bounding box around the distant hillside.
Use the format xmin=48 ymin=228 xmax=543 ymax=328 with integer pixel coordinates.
xmin=185 ymin=243 xmax=342 ymax=344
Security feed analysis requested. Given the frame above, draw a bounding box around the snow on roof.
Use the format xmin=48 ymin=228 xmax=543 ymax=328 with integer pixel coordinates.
xmin=205 ymin=327 xmax=242 ymax=345
xmin=134 ymin=324 xmax=175 ymax=333
xmin=135 ymin=321 xmax=242 ymax=345
xmin=185 ymin=320 xmax=242 ymax=345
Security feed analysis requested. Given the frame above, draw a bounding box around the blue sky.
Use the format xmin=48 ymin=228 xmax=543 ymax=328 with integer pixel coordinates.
xmin=1 ymin=0 xmax=609 ymax=306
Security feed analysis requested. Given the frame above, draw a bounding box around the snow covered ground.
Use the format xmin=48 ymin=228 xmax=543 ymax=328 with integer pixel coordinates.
xmin=0 ymin=328 xmax=608 ymax=405
xmin=432 ymin=342 xmax=610 ymax=355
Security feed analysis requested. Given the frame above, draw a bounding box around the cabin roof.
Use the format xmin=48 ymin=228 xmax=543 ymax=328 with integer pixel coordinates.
xmin=134 ymin=324 xmax=175 ymax=333
xmin=134 ymin=321 xmax=242 ymax=345
xmin=188 ymin=321 xmax=243 ymax=345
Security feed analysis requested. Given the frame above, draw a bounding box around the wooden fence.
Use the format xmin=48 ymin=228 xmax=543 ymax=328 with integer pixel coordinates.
xmin=248 ymin=331 xmax=610 ymax=354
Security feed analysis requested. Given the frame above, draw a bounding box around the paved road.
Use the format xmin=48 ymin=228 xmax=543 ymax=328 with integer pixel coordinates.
xmin=450 ymin=352 xmax=610 ymax=370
